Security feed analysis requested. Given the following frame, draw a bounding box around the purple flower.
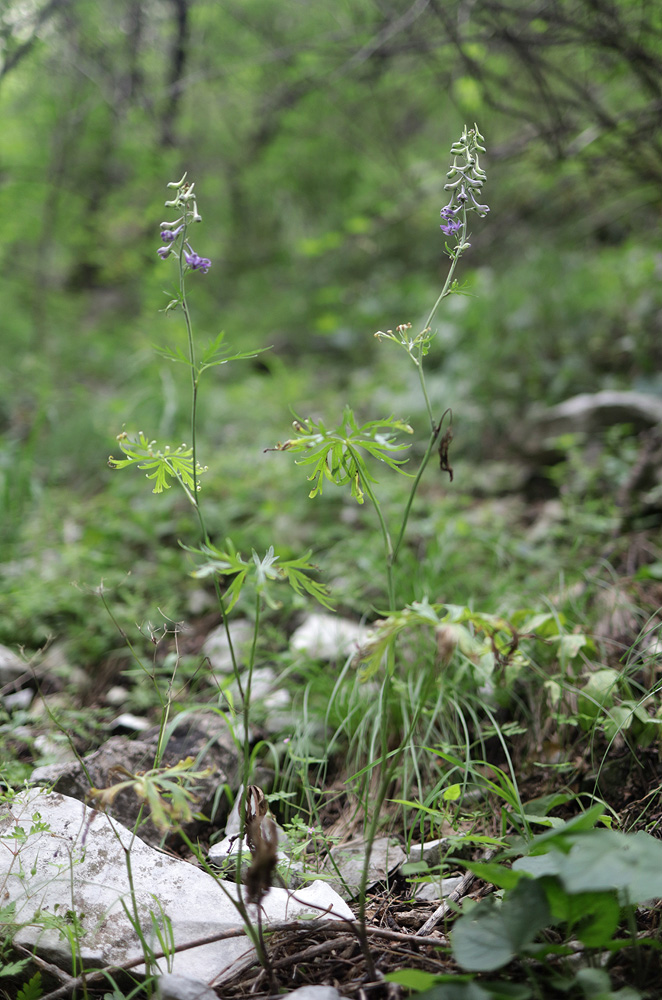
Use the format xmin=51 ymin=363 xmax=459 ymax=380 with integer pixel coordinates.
xmin=440 ymin=203 xmax=461 ymax=220
xmin=184 ymin=250 xmax=212 ymax=273
xmin=157 ymin=246 xmax=172 ymax=260
xmin=160 ymin=224 xmax=184 ymax=243
xmin=440 ymin=218 xmax=462 ymax=236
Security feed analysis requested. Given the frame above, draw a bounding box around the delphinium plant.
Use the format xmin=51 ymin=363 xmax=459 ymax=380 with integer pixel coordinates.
xmin=266 ymin=124 xmax=499 ymax=918
xmin=107 ymin=172 xmax=337 ymax=985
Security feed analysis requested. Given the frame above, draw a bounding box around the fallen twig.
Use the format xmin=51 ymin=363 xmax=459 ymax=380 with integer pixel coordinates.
xmin=415 ymin=850 xmax=497 ymax=936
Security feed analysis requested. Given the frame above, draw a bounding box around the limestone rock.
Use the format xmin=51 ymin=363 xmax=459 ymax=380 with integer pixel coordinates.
xmin=290 ymin=614 xmax=368 ymax=662
xmin=0 ymin=788 xmax=354 ymax=985
xmin=414 ymin=875 xmax=463 ymax=901
xmin=0 ymin=644 xmax=25 ymax=685
xmin=202 ymin=620 xmax=255 ymax=674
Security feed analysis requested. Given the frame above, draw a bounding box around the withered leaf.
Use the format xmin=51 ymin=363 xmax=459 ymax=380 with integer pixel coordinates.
xmin=438 ymin=426 xmax=454 ymax=481
xmin=243 ymin=785 xmax=278 ymax=904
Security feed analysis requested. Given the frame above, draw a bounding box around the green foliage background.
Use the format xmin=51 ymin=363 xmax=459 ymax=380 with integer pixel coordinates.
xmin=1 ymin=0 xmax=662 ymax=658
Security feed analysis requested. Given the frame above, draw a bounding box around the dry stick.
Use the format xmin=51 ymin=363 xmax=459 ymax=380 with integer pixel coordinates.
xmin=36 ymin=914 xmax=353 ymax=1000
xmin=14 ymin=943 xmax=77 ymax=988
xmin=36 ymin=924 xmax=256 ymax=1000
xmin=414 ymin=868 xmax=478 ymax=936
xmin=415 ymin=848 xmax=497 ymax=937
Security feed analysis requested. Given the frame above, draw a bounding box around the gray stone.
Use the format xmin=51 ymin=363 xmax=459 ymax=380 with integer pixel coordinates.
xmin=414 ymin=875 xmax=464 ymax=901
xmin=407 ymin=839 xmax=449 ymax=867
xmin=323 ymin=836 xmax=407 ymax=900
xmin=0 ymin=789 xmax=355 ymax=985
xmin=524 ymin=390 xmax=662 ymax=458
xmin=290 ymin=614 xmax=368 ymax=662
xmin=30 ymin=712 xmax=239 ymax=845
xmin=157 ymin=973 xmax=221 ymax=1000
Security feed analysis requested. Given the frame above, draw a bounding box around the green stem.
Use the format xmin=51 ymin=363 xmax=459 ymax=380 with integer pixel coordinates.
xmin=242 ymin=594 xmax=261 ymax=781
xmin=178 ymin=225 xmax=207 ymax=543
xmin=391 ymin=415 xmax=448 ymax=567
xmin=357 ymin=462 xmax=396 ymax=612
xmin=416 ymin=360 xmax=435 ymax=429
xmin=390 ymin=210 xmax=467 ymax=564
xmin=422 ymin=204 xmax=468 ymax=340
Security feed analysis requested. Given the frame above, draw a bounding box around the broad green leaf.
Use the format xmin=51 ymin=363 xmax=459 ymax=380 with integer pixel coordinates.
xmin=542 ymin=880 xmax=620 ymax=946
xmin=458 ymin=861 xmax=525 ymax=890
xmin=516 ymin=828 xmax=662 ymax=903
xmin=384 ymin=969 xmax=441 ymax=991
xmin=452 ymin=880 xmax=550 ymax=972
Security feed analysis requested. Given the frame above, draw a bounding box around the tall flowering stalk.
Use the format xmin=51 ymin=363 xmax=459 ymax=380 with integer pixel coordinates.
xmin=158 ymin=174 xmax=212 ymax=538
xmin=270 ymin=126 xmax=489 ymax=927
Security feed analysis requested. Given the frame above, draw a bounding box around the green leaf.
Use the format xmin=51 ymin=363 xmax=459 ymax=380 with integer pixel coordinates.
xmin=452 ymin=879 xmax=550 ymax=972
xmin=384 ymin=969 xmax=441 ymax=991
xmin=191 ymin=542 xmax=333 ymax=611
xmin=459 ymin=861 xmax=525 ymax=890
xmin=109 ymin=431 xmax=206 ymax=498
xmin=16 ymin=972 xmax=42 ymax=1000
xmin=269 ymin=406 xmax=413 ymax=503
xmin=0 ymin=959 xmax=31 ymax=980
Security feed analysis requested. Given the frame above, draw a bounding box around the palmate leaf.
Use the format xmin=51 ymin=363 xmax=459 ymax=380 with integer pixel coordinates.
xmin=88 ymin=758 xmax=211 ymax=831
xmin=192 ymin=540 xmax=334 ymax=611
xmin=268 ymin=405 xmax=413 ymax=503
xmin=154 ymin=331 xmax=269 ymax=372
xmin=108 ymin=430 xmax=207 ymax=498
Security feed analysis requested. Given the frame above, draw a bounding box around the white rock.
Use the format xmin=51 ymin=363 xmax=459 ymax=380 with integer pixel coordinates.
xmin=0 ymin=789 xmax=354 ymax=984
xmin=0 ymin=644 xmax=25 ymax=684
xmin=110 ymin=712 xmax=152 ymax=732
xmin=290 ymin=614 xmax=368 ymax=661
xmin=202 ymin=620 xmax=255 ymax=674
xmin=2 ymin=688 xmax=33 ymax=711
xmin=105 ymin=685 xmax=129 ymax=706
xmin=227 ymin=666 xmax=291 ymax=708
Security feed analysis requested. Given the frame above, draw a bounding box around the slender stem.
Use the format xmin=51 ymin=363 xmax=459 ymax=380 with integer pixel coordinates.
xmin=177 ymin=220 xmax=207 ymax=542
xmin=242 ymin=594 xmax=261 ymax=779
xmin=416 ymin=359 xmax=435 ymax=429
xmin=356 ymin=460 xmax=396 ymax=612
xmin=422 ymin=204 xmax=468 ymax=336
xmin=392 ymin=416 xmax=447 ymax=566
xmin=390 ymin=210 xmax=467 ymax=562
